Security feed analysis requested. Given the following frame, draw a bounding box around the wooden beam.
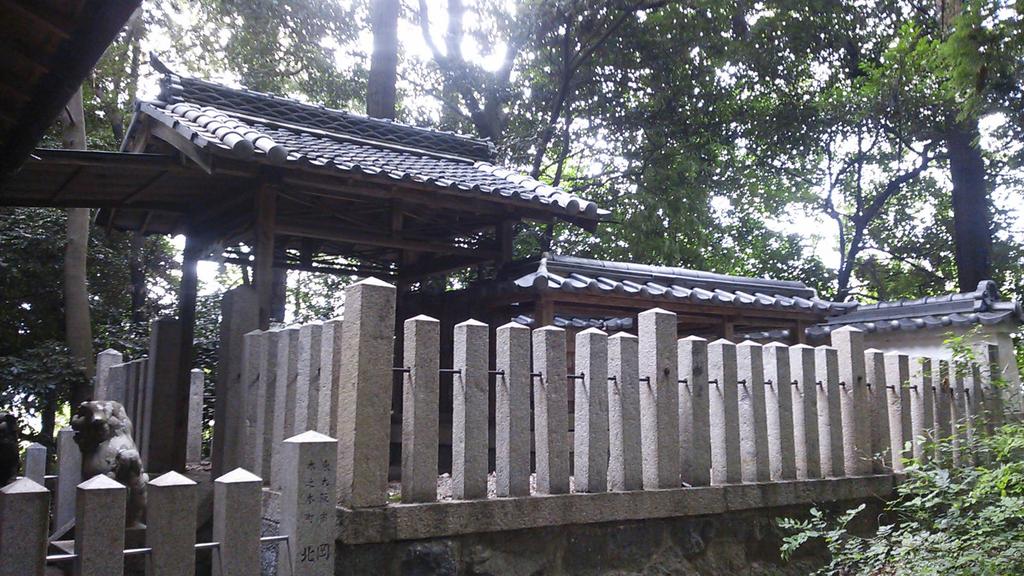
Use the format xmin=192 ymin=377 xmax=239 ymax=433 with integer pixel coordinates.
xmin=254 ymin=186 xmax=276 ymax=330
xmin=48 ymin=167 xmax=83 ymax=201
xmin=276 ymin=219 xmax=500 ymax=259
xmin=118 ymin=170 xmax=168 ymax=204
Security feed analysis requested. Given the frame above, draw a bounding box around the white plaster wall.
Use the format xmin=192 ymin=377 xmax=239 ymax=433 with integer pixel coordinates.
xmin=860 ymin=322 xmax=1022 ymax=415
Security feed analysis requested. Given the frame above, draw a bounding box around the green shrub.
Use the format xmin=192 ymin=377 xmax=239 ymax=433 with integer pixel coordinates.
xmin=778 ymin=423 xmax=1024 ymax=575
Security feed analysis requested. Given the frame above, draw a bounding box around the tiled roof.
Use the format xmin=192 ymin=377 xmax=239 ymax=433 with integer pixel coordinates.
xmin=811 ymin=280 xmax=1022 ymax=336
xmin=135 ymin=68 xmax=604 ymax=221
xmin=512 ymin=314 xmax=635 ymax=331
xmin=506 ymin=255 xmax=852 ymax=314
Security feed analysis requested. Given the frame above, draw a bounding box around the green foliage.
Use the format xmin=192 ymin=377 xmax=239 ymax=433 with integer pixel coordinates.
xmin=779 ymin=423 xmax=1024 ymax=575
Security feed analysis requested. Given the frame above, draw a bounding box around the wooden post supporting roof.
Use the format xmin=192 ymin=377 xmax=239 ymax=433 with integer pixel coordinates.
xmin=173 ymin=234 xmax=201 ymax=470
xmin=254 ymin=185 xmax=276 ymax=331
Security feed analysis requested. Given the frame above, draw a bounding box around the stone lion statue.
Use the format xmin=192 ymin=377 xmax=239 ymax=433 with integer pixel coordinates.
xmin=0 ymin=412 xmax=18 ymax=487
xmin=71 ymin=401 xmax=148 ymax=527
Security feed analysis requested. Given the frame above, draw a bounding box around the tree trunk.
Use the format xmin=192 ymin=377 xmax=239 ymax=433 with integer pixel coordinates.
xmin=367 ymin=0 xmax=400 ymax=119
xmin=129 ymin=232 xmax=147 ymax=324
xmin=62 ymin=89 xmax=94 ymax=403
xmin=947 ymin=121 xmax=991 ymax=291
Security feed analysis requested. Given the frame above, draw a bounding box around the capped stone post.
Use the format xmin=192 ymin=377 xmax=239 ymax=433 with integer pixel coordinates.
xmin=832 ymin=327 xmax=871 ymax=476
xmin=532 ymin=325 xmax=569 ymax=494
xmin=335 ymin=277 xmax=397 ymax=507
xmin=0 ymin=478 xmax=49 ymax=576
xmin=638 ymin=308 xmax=680 ymax=489
xmin=609 ymin=332 xmax=642 ymax=491
xmin=54 ymin=428 xmax=81 ymax=532
xmin=736 ymin=341 xmax=770 ymax=483
xmin=763 ymin=342 xmax=796 ymax=480
xmin=253 ymin=329 xmax=283 ymax=479
xmin=75 ymin=475 xmax=127 ymax=576
xmin=187 ymin=369 xmax=205 ymax=464
xmin=815 ymin=346 xmax=845 ymax=477
xmin=884 ymin=352 xmax=913 ymax=470
xmin=401 ymin=315 xmax=440 ymax=503
xmin=93 ymin=349 xmax=123 ymax=402
xmin=708 ymin=339 xmax=741 ymax=484
xmin=213 ymin=468 xmax=262 ymax=576
xmin=271 ymin=326 xmax=301 ymax=489
xmin=789 ymin=344 xmax=820 ymax=479
xmin=908 ymin=356 xmax=935 ymax=462
xmin=453 ymin=319 xmax=489 ymax=500
xmin=495 ymin=322 xmax=531 ymax=497
xmin=23 ymin=442 xmax=46 ymax=485
xmin=293 ymin=322 xmax=324 ymax=433
xmin=864 ymin=349 xmax=891 ymax=473
xmin=282 ymin=432 xmax=338 ymax=576
xmin=147 ymin=471 xmax=198 ymax=576
xmin=317 ymin=318 xmax=343 ymax=436
xmin=678 ymin=336 xmax=711 ymax=486
xmin=574 ymin=328 xmax=609 ymax=493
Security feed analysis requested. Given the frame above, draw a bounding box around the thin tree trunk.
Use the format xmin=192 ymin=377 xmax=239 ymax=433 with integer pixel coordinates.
xmin=129 ymin=232 xmax=147 ymax=323
xmin=947 ymin=121 xmax=991 ymax=291
xmin=62 ymin=89 xmax=94 ymax=403
xmin=367 ymin=0 xmax=400 ymax=119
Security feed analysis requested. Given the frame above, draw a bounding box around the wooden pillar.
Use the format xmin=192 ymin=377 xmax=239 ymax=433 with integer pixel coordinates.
xmin=175 ymin=234 xmax=201 ymax=471
xmin=497 ymin=220 xmax=514 ymax=268
xmin=534 ymin=297 xmax=555 ymax=328
xmin=254 ymin=186 xmax=276 ymax=331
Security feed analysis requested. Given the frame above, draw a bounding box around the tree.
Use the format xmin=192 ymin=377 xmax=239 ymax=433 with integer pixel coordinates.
xmin=367 ymin=0 xmax=400 ymax=119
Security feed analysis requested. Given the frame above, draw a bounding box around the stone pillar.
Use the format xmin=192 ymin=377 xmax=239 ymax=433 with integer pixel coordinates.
xmin=146 ymin=318 xmax=184 ymax=472
xmin=638 ymin=308 xmax=680 ymax=489
xmin=574 ymin=328 xmax=609 ymax=493
xmin=93 ymin=349 xmax=123 ymax=401
xmin=74 ymin=475 xmax=127 ymax=576
xmin=23 ymin=442 xmax=46 ymax=485
xmin=763 ymin=343 xmax=796 ymax=480
xmin=935 ymin=359 xmax=953 ymax=446
xmin=908 ymin=356 xmax=934 ymax=462
xmin=975 ymin=343 xmax=1005 ymax=432
xmin=281 ymin=432 xmax=337 ymax=576
xmin=736 ymin=341 xmax=770 ymax=483
xmin=54 ymin=428 xmax=81 ymax=531
xmin=789 ymin=344 xmax=820 ymax=479
xmin=271 ymin=326 xmax=300 ymax=489
xmin=187 ymin=369 xmax=204 ymax=464
xmin=884 ymin=353 xmax=912 ymax=470
xmin=254 ymin=329 xmax=283 ymax=480
xmin=105 ymin=363 xmax=129 ymax=408
xmin=532 ymin=325 xmax=569 ymax=495
xmin=239 ymin=330 xmax=263 ymax=471
xmin=708 ymin=339 xmax=741 ymax=484
xmin=496 ymin=322 xmax=531 ymax=497
xmin=401 ymin=315 xmax=440 ymax=503
xmin=135 ymin=358 xmax=149 ymax=459
xmin=124 ymin=360 xmax=138 ymax=431
xmin=678 ymin=336 xmax=711 ymax=487
xmin=951 ymin=361 xmax=970 ymax=466
xmin=318 ymin=318 xmax=343 ymax=436
xmin=864 ymin=349 xmax=891 ymax=473
xmin=212 ymin=468 xmax=261 ymax=576
xmin=212 ymin=286 xmax=259 ymax=478
xmin=336 ymin=278 xmax=397 ymax=508
xmin=815 ymin=346 xmax=844 ymax=477
xmin=453 ymin=319 xmax=489 ymax=500
xmin=148 ymin=471 xmax=197 ymax=576
xmin=832 ymin=327 xmax=871 ymax=476
xmin=294 ymin=322 xmax=323 ymax=434
xmin=609 ymin=333 xmax=642 ymax=491
xmin=0 ymin=478 xmax=49 ymax=576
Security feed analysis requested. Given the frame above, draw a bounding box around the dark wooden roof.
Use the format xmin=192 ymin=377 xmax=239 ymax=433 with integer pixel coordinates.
xmin=0 ymin=0 xmax=141 ymax=178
